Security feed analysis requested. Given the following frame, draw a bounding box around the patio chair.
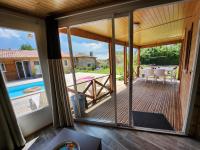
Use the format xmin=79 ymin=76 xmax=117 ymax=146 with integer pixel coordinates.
xmin=139 ymin=66 xmax=145 ymax=78
xmin=144 ymin=68 xmax=155 ymax=82
xmin=171 ymin=66 xmax=177 ymax=82
xmin=154 ymin=69 xmax=166 ymax=84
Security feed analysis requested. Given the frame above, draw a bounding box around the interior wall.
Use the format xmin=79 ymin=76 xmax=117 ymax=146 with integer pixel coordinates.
xmin=179 ymin=3 xmax=200 ymax=131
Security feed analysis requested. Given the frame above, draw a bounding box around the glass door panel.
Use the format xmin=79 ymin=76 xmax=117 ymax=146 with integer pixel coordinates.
xmin=59 ymin=18 xmax=116 ymax=124
xmin=0 ymin=27 xmax=50 ymax=136
xmin=114 ymin=16 xmax=130 ymax=126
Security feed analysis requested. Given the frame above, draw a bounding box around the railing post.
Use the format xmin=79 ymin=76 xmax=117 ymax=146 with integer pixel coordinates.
xmin=108 ymin=41 xmax=113 ymax=92
xmin=92 ymin=79 xmax=97 ymax=104
xmin=137 ymin=47 xmax=141 ymax=77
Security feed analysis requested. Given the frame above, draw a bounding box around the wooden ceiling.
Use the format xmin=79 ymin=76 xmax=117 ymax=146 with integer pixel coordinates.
xmin=0 ymin=0 xmax=127 ymax=18
xmin=69 ymin=0 xmax=199 ymax=47
xmin=1 ymin=0 xmax=199 ymax=47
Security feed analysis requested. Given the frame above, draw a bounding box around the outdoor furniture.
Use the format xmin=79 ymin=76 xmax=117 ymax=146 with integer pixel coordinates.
xmin=159 ymin=67 xmax=176 ymax=83
xmin=139 ymin=66 xmax=145 ymax=77
xmin=154 ymin=69 xmax=166 ymax=84
xmin=144 ymin=68 xmax=155 ymax=82
xmin=142 ymin=67 xmax=178 ymax=83
xmin=171 ymin=67 xmax=177 ymax=82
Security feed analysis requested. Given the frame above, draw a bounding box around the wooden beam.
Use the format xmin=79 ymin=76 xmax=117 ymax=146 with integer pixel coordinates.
xmin=46 ymin=17 xmax=62 ymax=59
xmin=140 ymin=39 xmax=183 ymax=48
xmin=124 ymin=46 xmax=127 ymax=84
xmin=61 ymin=27 xmax=128 ymax=46
xmin=111 ymin=16 xmax=117 ymax=124
xmin=60 ymin=27 xmax=109 ymax=42
xmin=137 ymin=47 xmax=141 ymax=77
xmin=178 ymin=41 xmax=184 ymax=80
xmin=59 ymin=27 xmax=141 ymax=47
xmin=128 ymin=11 xmax=133 ymax=126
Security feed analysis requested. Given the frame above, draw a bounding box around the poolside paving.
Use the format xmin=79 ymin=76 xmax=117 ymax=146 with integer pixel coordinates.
xmin=8 ymin=72 xmax=110 ymax=117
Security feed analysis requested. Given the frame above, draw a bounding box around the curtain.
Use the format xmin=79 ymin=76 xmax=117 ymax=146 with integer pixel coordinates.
xmin=49 ymin=59 xmax=74 ymax=128
xmin=0 ymin=72 xmax=26 ymax=150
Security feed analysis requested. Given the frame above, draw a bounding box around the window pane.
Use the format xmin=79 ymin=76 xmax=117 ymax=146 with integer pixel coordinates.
xmin=0 ymin=27 xmax=49 ymax=117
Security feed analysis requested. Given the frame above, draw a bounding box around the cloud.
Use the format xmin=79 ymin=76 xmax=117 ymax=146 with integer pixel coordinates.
xmin=0 ymin=28 xmax=20 ymax=39
xmin=80 ymin=42 xmax=103 ymax=50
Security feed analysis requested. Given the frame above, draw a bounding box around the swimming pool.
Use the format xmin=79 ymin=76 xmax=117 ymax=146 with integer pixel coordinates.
xmin=7 ymin=81 xmax=45 ymax=99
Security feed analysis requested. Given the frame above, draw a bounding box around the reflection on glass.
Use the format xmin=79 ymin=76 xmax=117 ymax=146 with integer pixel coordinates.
xmin=0 ymin=27 xmax=48 ymax=117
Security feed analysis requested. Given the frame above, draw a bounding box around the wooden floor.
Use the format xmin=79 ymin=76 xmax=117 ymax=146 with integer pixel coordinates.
xmin=25 ymin=123 xmax=200 ymax=150
xmin=83 ymin=79 xmax=182 ymax=131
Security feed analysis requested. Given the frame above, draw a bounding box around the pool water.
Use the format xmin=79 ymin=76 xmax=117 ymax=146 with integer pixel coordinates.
xmin=7 ymin=81 xmax=45 ymax=99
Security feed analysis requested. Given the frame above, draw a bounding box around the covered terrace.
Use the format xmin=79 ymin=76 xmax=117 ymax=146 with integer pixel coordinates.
xmin=56 ymin=0 xmax=200 ymax=132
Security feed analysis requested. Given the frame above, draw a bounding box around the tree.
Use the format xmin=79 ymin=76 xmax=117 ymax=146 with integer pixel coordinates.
xmin=140 ymin=44 xmax=181 ymax=65
xmin=20 ymin=44 xmax=34 ymax=50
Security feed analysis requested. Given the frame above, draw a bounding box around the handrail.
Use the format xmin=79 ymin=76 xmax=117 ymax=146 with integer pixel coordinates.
xmin=67 ymin=74 xmax=110 ymax=87
xmin=67 ymin=74 xmax=111 ymax=107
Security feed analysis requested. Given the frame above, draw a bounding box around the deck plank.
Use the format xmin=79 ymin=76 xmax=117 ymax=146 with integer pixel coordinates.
xmin=83 ymin=79 xmax=182 ymax=131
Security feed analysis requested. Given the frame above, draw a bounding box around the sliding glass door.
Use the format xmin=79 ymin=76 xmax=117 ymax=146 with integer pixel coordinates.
xmin=59 ymin=18 xmax=117 ymax=124
xmin=113 ymin=15 xmax=131 ymax=126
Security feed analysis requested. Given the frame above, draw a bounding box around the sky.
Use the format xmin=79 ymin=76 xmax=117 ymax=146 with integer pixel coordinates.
xmin=0 ymin=27 xmax=131 ymax=59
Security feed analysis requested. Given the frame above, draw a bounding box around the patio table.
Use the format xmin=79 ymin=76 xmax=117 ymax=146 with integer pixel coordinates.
xmin=142 ymin=67 xmax=174 ymax=80
xmin=157 ymin=67 xmax=174 ymax=78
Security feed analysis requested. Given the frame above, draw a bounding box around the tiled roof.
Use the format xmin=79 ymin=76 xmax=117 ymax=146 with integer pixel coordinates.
xmin=0 ymin=49 xmax=38 ymax=59
xmin=0 ymin=49 xmax=95 ymax=59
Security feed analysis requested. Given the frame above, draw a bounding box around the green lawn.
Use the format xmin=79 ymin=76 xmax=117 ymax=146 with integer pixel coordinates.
xmin=75 ymin=67 xmax=110 ymax=74
xmin=75 ymin=66 xmax=136 ymax=75
xmin=75 ymin=65 xmax=179 ymax=79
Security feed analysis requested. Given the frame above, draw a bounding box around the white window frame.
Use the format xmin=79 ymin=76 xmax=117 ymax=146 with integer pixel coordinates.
xmin=0 ymin=10 xmax=52 ymax=136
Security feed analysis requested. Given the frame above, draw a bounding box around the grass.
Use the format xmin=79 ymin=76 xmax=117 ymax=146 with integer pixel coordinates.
xmin=75 ymin=65 xmax=179 ymax=80
xmin=75 ymin=66 xmax=136 ymax=75
xmin=75 ymin=67 xmax=110 ymax=74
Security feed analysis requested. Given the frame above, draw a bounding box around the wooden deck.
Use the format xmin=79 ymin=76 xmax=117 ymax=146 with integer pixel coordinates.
xmin=83 ymin=79 xmax=183 ymax=131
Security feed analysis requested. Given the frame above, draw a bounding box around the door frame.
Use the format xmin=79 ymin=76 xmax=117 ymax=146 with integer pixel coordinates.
xmin=0 ymin=9 xmax=52 ymax=137
xmin=23 ymin=61 xmax=32 ymax=78
xmin=60 ymin=1 xmax=199 ymax=135
xmin=15 ymin=61 xmax=26 ymax=79
xmin=15 ymin=60 xmax=31 ymax=79
xmin=183 ymin=19 xmax=200 ymax=134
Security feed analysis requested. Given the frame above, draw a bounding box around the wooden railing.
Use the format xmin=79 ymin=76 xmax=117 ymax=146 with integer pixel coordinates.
xmin=67 ymin=75 xmax=112 ymax=107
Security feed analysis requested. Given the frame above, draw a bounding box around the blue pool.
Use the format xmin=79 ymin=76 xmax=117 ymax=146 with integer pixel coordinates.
xmin=7 ymin=81 xmax=45 ymax=99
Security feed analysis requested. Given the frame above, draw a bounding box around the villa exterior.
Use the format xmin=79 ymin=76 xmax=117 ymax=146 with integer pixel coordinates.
xmin=0 ymin=50 xmax=96 ymax=81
